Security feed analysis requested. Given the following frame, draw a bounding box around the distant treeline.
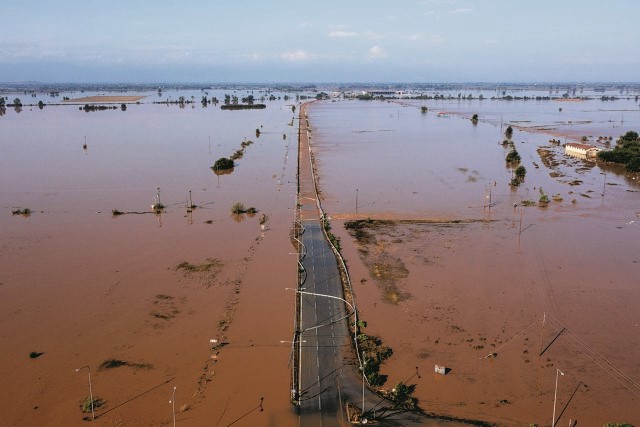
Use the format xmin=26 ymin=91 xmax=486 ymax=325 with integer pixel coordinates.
xmin=80 ymin=104 xmax=118 ymax=112
xmin=355 ymin=94 xmax=631 ymax=102
xmin=221 ymin=104 xmax=266 ymax=110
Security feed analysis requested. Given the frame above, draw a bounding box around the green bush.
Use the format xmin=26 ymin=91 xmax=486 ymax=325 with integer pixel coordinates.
xmin=511 ymin=165 xmax=526 ymax=187
xmin=506 ymin=148 xmax=521 ymax=166
xmin=597 ymin=130 xmax=640 ymax=172
xmin=389 ymin=381 xmax=418 ymax=409
xmin=212 ymin=157 xmax=234 ymax=171
xmin=231 ymin=202 xmax=246 ymax=214
xmin=505 ymin=125 xmax=513 ymax=139
xmin=538 ymin=188 xmax=549 ymax=205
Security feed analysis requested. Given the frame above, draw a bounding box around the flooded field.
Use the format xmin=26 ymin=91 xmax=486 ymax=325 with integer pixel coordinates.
xmin=308 ymin=94 xmax=640 ymax=425
xmin=1 ymin=86 xmax=639 ymax=426
xmin=0 ymin=89 xmax=303 ymax=426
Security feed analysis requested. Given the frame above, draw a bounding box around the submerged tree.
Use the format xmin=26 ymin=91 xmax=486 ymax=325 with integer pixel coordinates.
xmin=212 ymin=157 xmax=234 ymax=171
xmin=597 ymin=130 xmax=640 ymax=172
xmin=505 ymin=148 xmax=521 ymax=166
xmin=389 ymin=381 xmax=418 ymax=409
xmin=511 ymin=165 xmax=527 ymax=187
xmin=505 ymin=125 xmax=513 ymax=139
xmin=538 ymin=188 xmax=549 ymax=205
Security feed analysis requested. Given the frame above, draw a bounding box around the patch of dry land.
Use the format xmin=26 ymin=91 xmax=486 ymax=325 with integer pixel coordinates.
xmin=64 ymin=95 xmax=146 ymax=103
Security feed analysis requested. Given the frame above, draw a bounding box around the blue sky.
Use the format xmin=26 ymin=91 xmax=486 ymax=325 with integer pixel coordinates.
xmin=1 ymin=0 xmax=638 ymax=83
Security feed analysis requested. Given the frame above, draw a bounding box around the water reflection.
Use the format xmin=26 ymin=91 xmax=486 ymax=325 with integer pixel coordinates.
xmin=231 ymin=212 xmax=245 ymax=223
xmin=213 ymin=167 xmax=234 ymax=176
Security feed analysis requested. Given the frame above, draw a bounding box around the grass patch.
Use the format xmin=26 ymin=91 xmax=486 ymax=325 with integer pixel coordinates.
xmin=29 ymin=352 xmax=44 ymax=359
xmin=79 ymin=396 xmax=105 ymax=414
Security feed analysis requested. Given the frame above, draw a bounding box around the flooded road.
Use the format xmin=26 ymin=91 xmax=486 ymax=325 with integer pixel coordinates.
xmin=1 ymin=87 xmax=638 ymax=426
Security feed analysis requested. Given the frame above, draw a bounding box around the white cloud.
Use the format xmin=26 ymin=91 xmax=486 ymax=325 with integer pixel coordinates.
xmin=406 ymin=33 xmax=421 ymax=41
xmin=280 ymin=49 xmax=313 ymax=62
xmin=450 ymin=7 xmax=472 ymax=13
xmin=367 ymin=45 xmax=388 ymax=60
xmin=328 ymin=30 xmax=358 ymax=38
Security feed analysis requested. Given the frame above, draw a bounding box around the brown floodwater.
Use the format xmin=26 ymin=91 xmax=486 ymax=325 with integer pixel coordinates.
xmin=0 ymin=90 xmax=302 ymax=426
xmin=1 ymin=89 xmax=638 ymax=426
xmin=308 ymin=97 xmax=640 ymax=426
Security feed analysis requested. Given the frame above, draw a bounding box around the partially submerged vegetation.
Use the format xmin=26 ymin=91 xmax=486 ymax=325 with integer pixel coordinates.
xmin=230 ymin=202 xmax=258 ymax=223
xmin=221 ymin=103 xmax=266 ymax=110
xmin=511 ymin=165 xmax=527 ymax=187
xmin=505 ymin=125 xmax=513 ymax=139
xmin=323 ymin=218 xmax=341 ymax=252
xmin=79 ymin=396 xmax=105 ymax=415
xmin=12 ymin=208 xmax=31 ymax=216
xmin=538 ymin=188 xmax=550 ymax=206
xmin=80 ymin=104 xmax=119 ymax=112
xmin=98 ymin=358 xmax=152 ymax=371
xmin=213 ymin=138 xmax=256 ymax=173
xmin=597 ymin=131 xmax=640 ymax=172
xmin=505 ymin=147 xmax=521 ymax=166
xmin=212 ymin=157 xmax=235 ymax=171
xmin=176 ymin=258 xmax=223 ymax=273
xmin=358 ymin=322 xmax=393 ymax=387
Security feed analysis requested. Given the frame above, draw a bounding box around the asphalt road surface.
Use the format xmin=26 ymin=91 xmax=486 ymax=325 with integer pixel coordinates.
xmin=297 ymin=220 xmax=472 ymax=426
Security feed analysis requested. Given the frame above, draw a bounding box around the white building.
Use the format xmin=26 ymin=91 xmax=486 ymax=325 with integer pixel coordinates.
xmin=565 ymin=142 xmax=600 ymax=159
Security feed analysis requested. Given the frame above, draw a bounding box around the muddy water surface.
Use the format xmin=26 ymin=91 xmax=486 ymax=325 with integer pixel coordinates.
xmin=0 ymin=91 xmax=301 ymax=426
xmin=309 ymin=97 xmax=640 ymax=426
